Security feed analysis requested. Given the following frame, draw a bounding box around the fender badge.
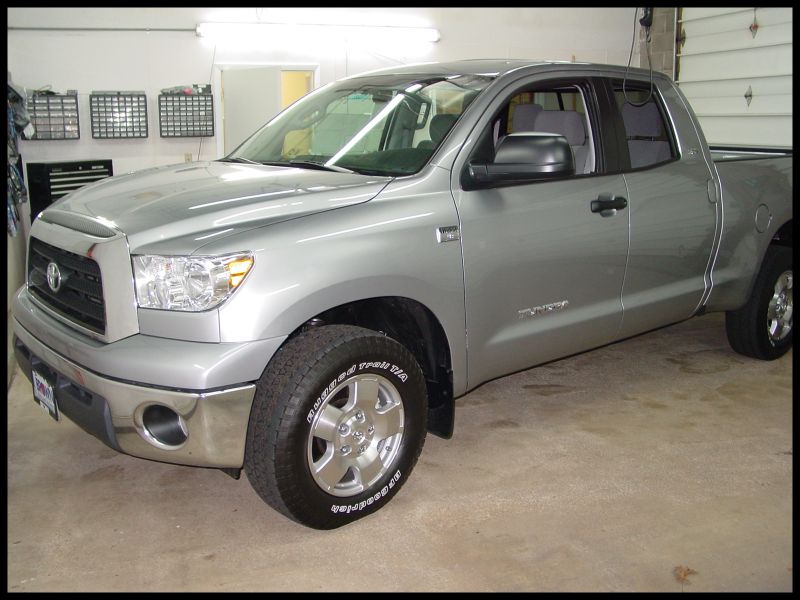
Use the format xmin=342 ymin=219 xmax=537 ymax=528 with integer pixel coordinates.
xmin=436 ymin=226 xmax=460 ymax=243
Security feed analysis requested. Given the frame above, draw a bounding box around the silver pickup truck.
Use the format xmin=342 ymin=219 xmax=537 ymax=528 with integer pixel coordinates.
xmin=13 ymin=60 xmax=792 ymax=529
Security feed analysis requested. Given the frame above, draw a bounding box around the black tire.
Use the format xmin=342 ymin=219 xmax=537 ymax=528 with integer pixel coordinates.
xmin=244 ymin=325 xmax=427 ymax=529
xmin=725 ymin=245 xmax=793 ymax=360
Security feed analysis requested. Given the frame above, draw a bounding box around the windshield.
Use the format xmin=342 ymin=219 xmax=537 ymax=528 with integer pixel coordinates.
xmin=224 ymin=73 xmax=493 ymax=177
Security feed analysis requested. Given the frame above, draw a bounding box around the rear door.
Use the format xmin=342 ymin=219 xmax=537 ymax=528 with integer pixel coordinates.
xmin=603 ymin=77 xmax=720 ymax=338
xmin=452 ymin=74 xmax=630 ymax=389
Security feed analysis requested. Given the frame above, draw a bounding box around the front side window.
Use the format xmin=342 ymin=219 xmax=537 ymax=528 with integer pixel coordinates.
xmin=226 ymin=74 xmax=493 ymax=177
xmin=469 ymin=81 xmax=598 ymax=177
xmin=613 ymin=86 xmax=677 ymax=170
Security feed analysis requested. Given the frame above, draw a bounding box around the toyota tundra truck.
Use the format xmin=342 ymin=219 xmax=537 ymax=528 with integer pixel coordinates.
xmin=12 ymin=60 xmax=792 ymax=529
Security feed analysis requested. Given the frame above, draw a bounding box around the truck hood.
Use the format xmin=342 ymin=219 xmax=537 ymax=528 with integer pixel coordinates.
xmin=45 ymin=161 xmax=392 ymax=254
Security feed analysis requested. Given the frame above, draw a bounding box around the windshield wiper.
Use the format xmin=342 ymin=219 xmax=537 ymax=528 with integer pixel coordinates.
xmin=220 ymin=157 xmax=262 ymax=165
xmin=288 ymin=160 xmax=355 ymax=174
xmin=339 ymin=167 xmax=398 ymax=177
xmin=224 ymin=157 xmax=366 ymax=176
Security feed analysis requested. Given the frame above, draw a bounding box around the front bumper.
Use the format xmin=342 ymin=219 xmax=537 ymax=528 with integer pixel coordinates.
xmin=13 ymin=325 xmax=255 ymax=468
xmin=12 ymin=288 xmax=287 ymax=469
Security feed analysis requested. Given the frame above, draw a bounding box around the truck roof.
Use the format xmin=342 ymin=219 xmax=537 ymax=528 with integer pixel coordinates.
xmin=346 ymin=59 xmax=659 ymax=80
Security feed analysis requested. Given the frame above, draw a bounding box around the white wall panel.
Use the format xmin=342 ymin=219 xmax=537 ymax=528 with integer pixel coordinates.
xmin=680 ymin=7 xmax=792 ymax=35
xmin=677 ymin=75 xmax=791 ymax=97
xmin=694 ymin=115 xmax=791 ymax=148
xmin=678 ymin=22 xmax=791 ymax=55
xmin=688 ymin=94 xmax=792 ymax=117
xmin=678 ymin=45 xmax=793 ymax=80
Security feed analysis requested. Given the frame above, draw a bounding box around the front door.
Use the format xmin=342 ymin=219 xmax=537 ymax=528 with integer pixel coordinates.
xmin=452 ymin=76 xmax=630 ymax=389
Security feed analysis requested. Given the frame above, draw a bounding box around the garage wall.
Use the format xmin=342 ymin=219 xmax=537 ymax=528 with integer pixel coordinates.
xmin=6 ymin=7 xmax=637 ymax=380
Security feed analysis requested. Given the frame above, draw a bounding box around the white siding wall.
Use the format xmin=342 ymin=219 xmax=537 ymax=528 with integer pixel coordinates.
xmin=677 ymin=7 xmax=793 ymax=148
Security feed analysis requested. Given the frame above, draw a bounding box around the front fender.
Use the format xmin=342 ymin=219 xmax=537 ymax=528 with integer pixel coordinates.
xmin=211 ymin=169 xmax=469 ymax=396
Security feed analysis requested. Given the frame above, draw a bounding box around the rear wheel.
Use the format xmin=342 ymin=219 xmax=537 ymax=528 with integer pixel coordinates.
xmin=244 ymin=325 xmax=427 ymax=529
xmin=725 ymin=245 xmax=793 ymax=360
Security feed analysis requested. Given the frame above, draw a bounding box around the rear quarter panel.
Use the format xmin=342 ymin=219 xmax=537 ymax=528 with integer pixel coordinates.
xmin=705 ymin=156 xmax=792 ymax=311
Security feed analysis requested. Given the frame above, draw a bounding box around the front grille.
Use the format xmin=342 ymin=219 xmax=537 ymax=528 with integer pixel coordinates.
xmin=28 ymin=237 xmax=106 ymax=334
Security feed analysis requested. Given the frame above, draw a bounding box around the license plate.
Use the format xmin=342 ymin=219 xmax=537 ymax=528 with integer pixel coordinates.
xmin=32 ymin=369 xmax=59 ymax=421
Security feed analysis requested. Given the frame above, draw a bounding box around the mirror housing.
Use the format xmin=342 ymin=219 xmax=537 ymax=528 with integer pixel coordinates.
xmin=468 ymin=133 xmax=575 ymax=184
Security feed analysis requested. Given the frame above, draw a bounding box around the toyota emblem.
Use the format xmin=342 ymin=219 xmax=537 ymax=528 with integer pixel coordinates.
xmin=46 ymin=262 xmax=62 ymax=293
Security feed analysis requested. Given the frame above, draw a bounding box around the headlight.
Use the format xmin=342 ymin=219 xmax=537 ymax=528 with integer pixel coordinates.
xmin=132 ymin=252 xmax=254 ymax=311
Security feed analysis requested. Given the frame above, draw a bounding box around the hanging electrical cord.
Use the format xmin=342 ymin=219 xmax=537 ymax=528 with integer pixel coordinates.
xmin=622 ymin=7 xmax=655 ymax=107
xmin=197 ymin=43 xmax=217 ymax=161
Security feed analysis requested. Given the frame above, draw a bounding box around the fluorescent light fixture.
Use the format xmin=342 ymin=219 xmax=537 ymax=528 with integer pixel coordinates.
xmin=196 ymin=22 xmax=440 ymax=45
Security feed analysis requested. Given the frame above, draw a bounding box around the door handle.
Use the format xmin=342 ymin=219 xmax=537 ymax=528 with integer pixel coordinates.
xmin=591 ymin=194 xmax=628 ymax=215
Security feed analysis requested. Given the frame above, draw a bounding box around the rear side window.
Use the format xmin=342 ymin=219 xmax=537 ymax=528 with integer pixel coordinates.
xmin=613 ymin=87 xmax=677 ymax=170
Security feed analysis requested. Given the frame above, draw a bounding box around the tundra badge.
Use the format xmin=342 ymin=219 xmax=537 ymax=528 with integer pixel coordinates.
xmin=518 ymin=300 xmax=569 ymax=319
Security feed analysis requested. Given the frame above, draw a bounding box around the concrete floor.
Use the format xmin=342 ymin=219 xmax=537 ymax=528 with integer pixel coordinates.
xmin=7 ymin=313 xmax=793 ymax=592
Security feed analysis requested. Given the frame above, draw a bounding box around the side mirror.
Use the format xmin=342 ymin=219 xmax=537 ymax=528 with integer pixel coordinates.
xmin=468 ymin=133 xmax=575 ymax=184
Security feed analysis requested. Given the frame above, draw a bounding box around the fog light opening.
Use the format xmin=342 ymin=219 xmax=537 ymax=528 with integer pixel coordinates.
xmin=142 ymin=404 xmax=188 ymax=447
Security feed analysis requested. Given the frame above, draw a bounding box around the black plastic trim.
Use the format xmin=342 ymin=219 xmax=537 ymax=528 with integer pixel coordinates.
xmin=708 ymin=145 xmax=791 ymax=155
xmin=14 ymin=335 xmax=121 ymax=451
xmin=28 ymin=237 xmax=106 ymax=334
xmin=592 ymin=77 xmax=629 ymax=173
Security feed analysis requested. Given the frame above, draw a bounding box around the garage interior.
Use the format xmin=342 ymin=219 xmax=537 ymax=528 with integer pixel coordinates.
xmin=6 ymin=7 xmax=793 ymax=592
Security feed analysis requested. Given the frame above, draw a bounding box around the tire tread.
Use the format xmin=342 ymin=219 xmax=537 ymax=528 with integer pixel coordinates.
xmin=725 ymin=245 xmax=792 ymax=360
xmin=244 ymin=325 xmax=426 ymax=529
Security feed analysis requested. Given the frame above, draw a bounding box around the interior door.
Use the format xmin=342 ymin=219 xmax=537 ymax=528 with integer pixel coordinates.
xmin=281 ymin=70 xmax=314 ymax=109
xmin=453 ymin=77 xmax=630 ymax=389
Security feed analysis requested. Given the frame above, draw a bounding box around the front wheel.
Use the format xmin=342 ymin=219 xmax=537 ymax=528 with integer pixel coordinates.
xmin=725 ymin=245 xmax=793 ymax=360
xmin=244 ymin=325 xmax=427 ymax=529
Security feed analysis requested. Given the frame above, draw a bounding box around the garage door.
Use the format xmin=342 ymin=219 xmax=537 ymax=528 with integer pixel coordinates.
xmin=676 ymin=7 xmax=792 ymax=149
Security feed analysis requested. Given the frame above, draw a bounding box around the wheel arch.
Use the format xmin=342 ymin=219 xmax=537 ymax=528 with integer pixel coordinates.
xmin=771 ymin=219 xmax=792 ymax=248
xmin=745 ymin=218 xmax=794 ymax=302
xmin=286 ymin=296 xmax=456 ymax=439
xmin=706 ymin=216 xmax=793 ymax=313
